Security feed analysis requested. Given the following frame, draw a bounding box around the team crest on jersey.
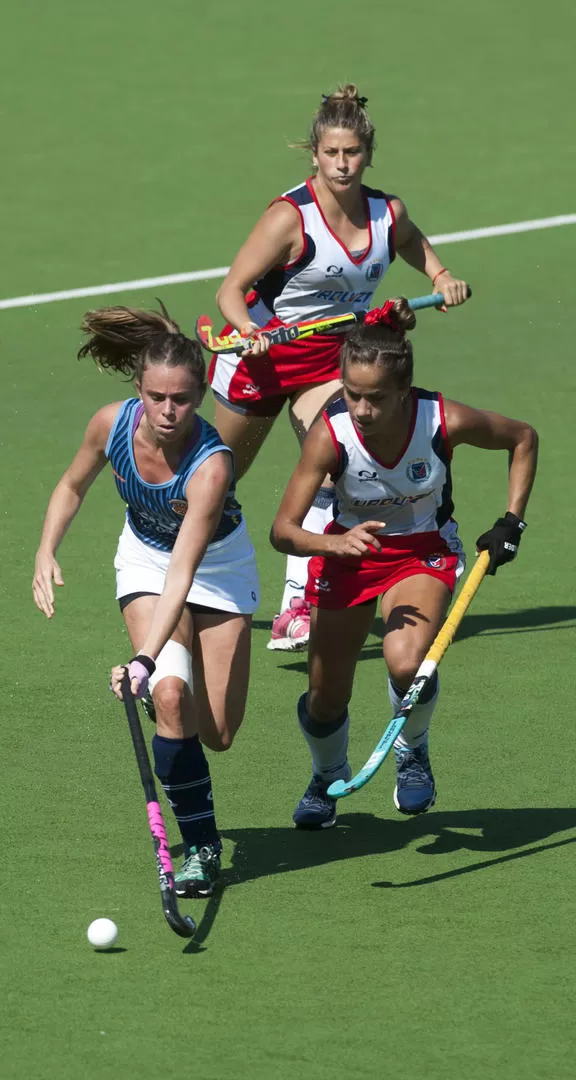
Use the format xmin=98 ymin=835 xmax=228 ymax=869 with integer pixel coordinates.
xmin=314 ymin=577 xmax=331 ymax=592
xmin=406 ymin=459 xmax=432 ymax=483
xmin=422 ymin=554 xmax=447 ymax=571
xmin=169 ymin=499 xmax=188 ymax=517
xmin=365 ymin=261 xmax=384 ymax=282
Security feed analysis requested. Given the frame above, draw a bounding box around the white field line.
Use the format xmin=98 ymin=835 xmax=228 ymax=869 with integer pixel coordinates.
xmin=1 ymin=214 xmax=575 ymax=312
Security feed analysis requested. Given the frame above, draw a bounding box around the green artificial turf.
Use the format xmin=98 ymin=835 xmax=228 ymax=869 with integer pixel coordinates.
xmin=1 ymin=2 xmax=575 ymax=1077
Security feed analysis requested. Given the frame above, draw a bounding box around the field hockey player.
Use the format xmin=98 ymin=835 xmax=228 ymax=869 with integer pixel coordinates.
xmin=33 ymin=303 xmax=259 ymax=896
xmin=271 ymin=299 xmax=537 ymax=828
xmin=211 ymin=84 xmax=469 ymax=651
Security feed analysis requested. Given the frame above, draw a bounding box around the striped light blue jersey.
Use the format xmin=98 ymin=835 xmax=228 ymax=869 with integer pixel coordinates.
xmin=105 ymin=398 xmax=242 ymax=552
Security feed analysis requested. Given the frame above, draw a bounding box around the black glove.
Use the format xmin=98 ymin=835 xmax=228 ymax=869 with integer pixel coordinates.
xmin=476 ymin=512 xmax=527 ymax=576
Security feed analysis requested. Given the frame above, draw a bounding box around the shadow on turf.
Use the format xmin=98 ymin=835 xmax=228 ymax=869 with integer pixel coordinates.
xmin=181 ymin=889 xmax=225 ymax=955
xmin=172 ymin=807 xmax=576 ymax=917
xmin=272 ymin=606 xmax=576 ymax=671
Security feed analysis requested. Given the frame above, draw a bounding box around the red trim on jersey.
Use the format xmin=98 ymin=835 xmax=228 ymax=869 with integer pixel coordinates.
xmin=306 ymin=178 xmax=373 ymax=266
xmin=270 ymin=195 xmax=307 ymax=269
xmin=322 ymin=413 xmax=341 ymax=473
xmin=306 ymin=523 xmax=459 ymax=609
xmin=437 ymin=392 xmax=453 ymax=460
xmin=353 ymin=389 xmax=419 ymax=470
xmin=386 ymin=196 xmax=397 ymax=262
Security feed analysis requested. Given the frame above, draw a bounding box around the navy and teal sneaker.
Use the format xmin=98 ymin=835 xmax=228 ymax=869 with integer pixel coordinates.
xmin=293 ymin=766 xmax=350 ymax=830
xmin=293 ymin=775 xmax=337 ymax=829
xmin=175 ymin=843 xmax=221 ymax=897
xmin=393 ymin=744 xmax=436 ymax=815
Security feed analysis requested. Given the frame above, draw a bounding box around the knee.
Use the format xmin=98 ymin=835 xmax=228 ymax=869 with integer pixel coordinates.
xmin=152 ymin=678 xmax=188 ymax=727
xmin=386 ymin=649 xmax=426 ymax=691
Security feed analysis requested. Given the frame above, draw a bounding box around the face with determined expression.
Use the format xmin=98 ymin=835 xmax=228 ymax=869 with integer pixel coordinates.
xmin=342 ymin=361 xmax=411 ymax=439
xmin=312 ymin=127 xmax=369 ymax=194
xmin=137 ymin=363 xmax=203 ymax=446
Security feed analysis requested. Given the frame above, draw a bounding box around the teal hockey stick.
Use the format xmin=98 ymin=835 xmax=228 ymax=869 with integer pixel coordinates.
xmin=327 ymin=551 xmax=489 ymax=800
xmin=196 ymin=287 xmax=472 ymax=354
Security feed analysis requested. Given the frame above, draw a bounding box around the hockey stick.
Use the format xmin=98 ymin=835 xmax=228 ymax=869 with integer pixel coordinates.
xmin=121 ymin=674 xmax=196 ymax=938
xmin=327 ymin=550 xmax=490 ymax=800
xmin=195 ymin=287 xmax=472 ymax=355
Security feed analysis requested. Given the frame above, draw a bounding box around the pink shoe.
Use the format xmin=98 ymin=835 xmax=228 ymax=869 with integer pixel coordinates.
xmin=267 ymin=598 xmax=311 ymax=652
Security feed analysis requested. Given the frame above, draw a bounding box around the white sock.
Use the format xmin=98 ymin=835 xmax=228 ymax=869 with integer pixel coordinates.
xmin=281 ymin=554 xmax=309 ymax=610
xmin=297 ymin=693 xmax=350 ymax=781
xmin=389 ymin=674 xmax=439 ymax=751
xmin=280 ymin=487 xmax=335 ymax=611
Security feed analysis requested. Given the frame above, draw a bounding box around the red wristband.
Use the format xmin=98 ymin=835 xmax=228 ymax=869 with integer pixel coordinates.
xmin=432 ymin=268 xmax=448 ymax=287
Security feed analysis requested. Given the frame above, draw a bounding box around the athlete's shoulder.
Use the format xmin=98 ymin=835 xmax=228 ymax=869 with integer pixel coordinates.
xmin=86 ymin=401 xmax=126 ymax=446
xmin=304 ymin=408 xmax=341 ymax=469
xmin=184 ymin=439 xmax=233 ymax=493
xmin=258 ymin=195 xmax=303 ymax=239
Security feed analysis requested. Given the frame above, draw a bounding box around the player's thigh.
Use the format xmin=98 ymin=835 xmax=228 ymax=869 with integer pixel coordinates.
xmin=380 ymin=574 xmax=452 ymax=687
xmin=308 ymin=601 xmax=377 ymax=720
xmin=289 ymin=379 xmax=343 ymax=444
xmin=191 ymin=611 xmax=252 ymax=751
xmin=212 ymin=399 xmax=277 ymax=479
xmin=121 ymin=594 xmax=194 ymax=651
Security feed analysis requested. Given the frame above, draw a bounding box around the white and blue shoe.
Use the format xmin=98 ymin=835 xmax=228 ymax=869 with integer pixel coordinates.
xmin=393 ymin=744 xmax=436 ymax=815
xmin=293 ymin=770 xmax=349 ymax=829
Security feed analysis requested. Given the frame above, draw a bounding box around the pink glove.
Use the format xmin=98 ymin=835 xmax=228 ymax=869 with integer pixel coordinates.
xmin=127 ymin=654 xmax=156 ymax=698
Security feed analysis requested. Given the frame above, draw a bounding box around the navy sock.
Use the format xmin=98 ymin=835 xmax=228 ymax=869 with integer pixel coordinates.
xmin=152 ymin=734 xmax=220 ymax=854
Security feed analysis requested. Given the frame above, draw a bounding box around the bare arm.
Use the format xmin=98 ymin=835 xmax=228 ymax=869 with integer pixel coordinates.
xmin=32 ymin=404 xmax=119 ymax=617
xmin=444 ymin=399 xmax=538 ymax=519
xmin=215 ymin=200 xmax=302 ymax=354
xmin=271 ymin=419 xmax=385 ymax=558
xmin=390 ymin=196 xmax=469 ymax=307
xmin=134 ymin=452 xmax=233 ymax=662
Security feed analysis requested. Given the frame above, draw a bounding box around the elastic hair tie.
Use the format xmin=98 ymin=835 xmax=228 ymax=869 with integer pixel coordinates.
xmin=358 ymin=96 xmax=368 ymax=107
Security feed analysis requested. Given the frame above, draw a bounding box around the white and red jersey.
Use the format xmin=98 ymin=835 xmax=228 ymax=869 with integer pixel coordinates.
xmin=323 ymin=390 xmax=463 ymax=555
xmin=247 ymin=178 xmax=396 ymax=326
xmin=209 ymin=178 xmax=395 ymax=412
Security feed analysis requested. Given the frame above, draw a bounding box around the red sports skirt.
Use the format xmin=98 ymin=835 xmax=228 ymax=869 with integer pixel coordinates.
xmin=305 ymin=524 xmax=462 ymax=609
xmin=208 ymin=316 xmax=344 ymax=416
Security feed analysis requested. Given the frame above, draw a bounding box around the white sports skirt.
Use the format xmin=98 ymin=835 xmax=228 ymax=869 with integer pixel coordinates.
xmin=114 ymin=518 xmax=259 ymax=615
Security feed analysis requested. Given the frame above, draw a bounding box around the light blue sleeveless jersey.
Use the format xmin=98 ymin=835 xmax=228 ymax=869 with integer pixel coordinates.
xmin=105 ymin=398 xmax=242 ymax=552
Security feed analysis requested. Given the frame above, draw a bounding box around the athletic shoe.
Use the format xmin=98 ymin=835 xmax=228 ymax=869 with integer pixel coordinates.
xmin=266 ymin=598 xmax=311 ymax=652
xmin=174 ymin=843 xmax=221 ymax=897
xmin=393 ymin=744 xmax=436 ymax=815
xmin=292 ymin=772 xmax=348 ymax=829
xmin=141 ymin=692 xmax=156 ymax=724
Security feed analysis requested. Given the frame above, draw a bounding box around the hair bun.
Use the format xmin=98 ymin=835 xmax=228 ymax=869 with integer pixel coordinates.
xmin=322 ymin=83 xmax=367 ymax=107
xmin=391 ymin=297 xmax=417 ymax=331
